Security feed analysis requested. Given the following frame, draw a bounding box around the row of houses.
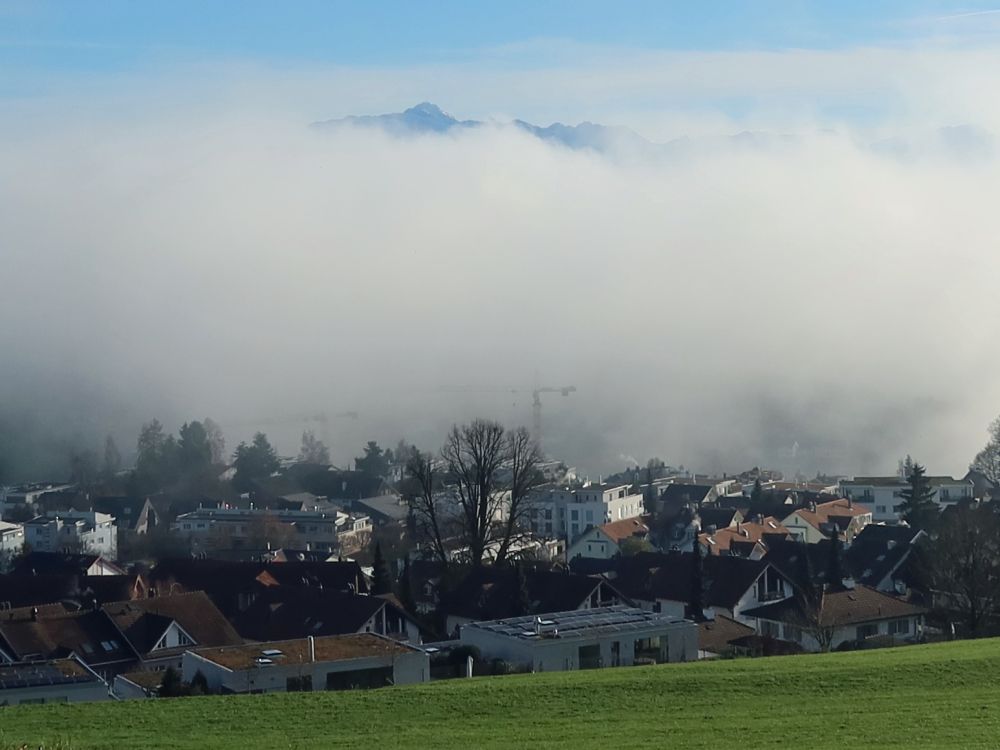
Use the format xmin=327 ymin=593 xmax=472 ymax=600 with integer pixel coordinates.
xmin=0 ymin=511 xmax=118 ymax=560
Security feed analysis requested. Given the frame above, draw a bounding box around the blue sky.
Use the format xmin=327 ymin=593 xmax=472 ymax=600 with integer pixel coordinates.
xmin=3 ymin=0 xmax=1000 ymax=76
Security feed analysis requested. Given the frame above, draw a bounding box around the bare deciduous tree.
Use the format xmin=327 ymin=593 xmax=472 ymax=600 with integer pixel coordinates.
xmin=928 ymin=504 xmax=1000 ymax=636
xmin=493 ymin=426 xmax=543 ymax=565
xmin=406 ymin=419 xmax=543 ymax=568
xmin=405 ymin=451 xmax=451 ymax=566
xmin=971 ymin=417 xmax=1000 ymax=487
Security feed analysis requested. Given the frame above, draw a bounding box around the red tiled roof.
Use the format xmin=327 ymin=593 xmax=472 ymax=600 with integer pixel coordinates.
xmin=700 ymin=517 xmax=789 ymax=554
xmin=788 ymin=499 xmax=871 ymax=532
xmin=600 ymin=517 xmax=649 ymax=544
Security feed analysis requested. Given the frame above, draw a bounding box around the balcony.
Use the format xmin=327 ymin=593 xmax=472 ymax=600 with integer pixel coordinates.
xmin=757 ymin=589 xmax=786 ymax=603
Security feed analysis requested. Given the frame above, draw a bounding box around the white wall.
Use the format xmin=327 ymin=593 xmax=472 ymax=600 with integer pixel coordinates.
xmin=460 ymin=621 xmax=698 ymax=672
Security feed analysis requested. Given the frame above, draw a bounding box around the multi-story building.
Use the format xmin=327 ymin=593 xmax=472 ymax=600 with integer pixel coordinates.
xmin=1 ymin=484 xmax=74 ymax=515
xmin=840 ymin=475 xmax=973 ymax=524
xmin=172 ymin=507 xmax=371 ymax=553
xmin=531 ymin=484 xmax=644 ymax=543
xmin=0 ymin=521 xmax=25 ymax=557
xmin=23 ymin=511 xmax=117 ymax=559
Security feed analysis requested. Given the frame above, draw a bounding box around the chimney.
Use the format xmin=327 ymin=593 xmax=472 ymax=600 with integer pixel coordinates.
xmin=308 ymin=635 xmax=315 ymax=663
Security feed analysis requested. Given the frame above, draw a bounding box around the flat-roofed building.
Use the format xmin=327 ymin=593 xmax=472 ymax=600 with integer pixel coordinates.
xmin=459 ymin=606 xmax=697 ymax=672
xmin=182 ymin=633 xmax=429 ymax=694
xmin=0 ymin=658 xmax=110 ymax=705
xmin=840 ymin=475 xmax=972 ymax=524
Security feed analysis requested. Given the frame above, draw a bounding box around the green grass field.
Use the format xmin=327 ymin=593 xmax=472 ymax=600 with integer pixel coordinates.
xmin=3 ymin=639 xmax=1000 ymax=749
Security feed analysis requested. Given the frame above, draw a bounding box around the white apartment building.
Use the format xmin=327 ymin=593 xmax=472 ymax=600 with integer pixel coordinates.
xmin=172 ymin=507 xmax=371 ymax=553
xmin=0 ymin=521 xmax=25 ymax=556
xmin=531 ymin=484 xmax=645 ymax=543
xmin=23 ymin=511 xmax=117 ymax=559
xmin=840 ymin=475 xmax=973 ymax=524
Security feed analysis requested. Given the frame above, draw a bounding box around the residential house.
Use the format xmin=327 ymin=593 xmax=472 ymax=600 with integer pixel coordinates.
xmin=743 ymin=583 xmax=926 ymax=651
xmin=12 ymin=552 xmax=126 ymax=577
xmin=233 ymin=587 xmax=421 ymax=643
xmin=0 ymin=571 xmax=145 ymax=609
xmin=840 ymin=475 xmax=973 ymax=523
xmin=963 ymin=468 xmax=999 ymax=501
xmin=23 ymin=512 xmax=118 ymax=559
xmin=101 ymin=591 xmax=244 ymax=671
xmin=439 ymin=566 xmax=627 ymax=636
xmin=1 ymin=484 xmax=73 ymax=516
xmin=458 ymin=606 xmax=698 ymax=671
xmin=697 ymin=615 xmax=756 ymax=658
xmin=782 ymin=499 xmax=872 ymax=544
xmin=148 ymin=558 xmax=369 ymax=619
xmin=182 ymin=633 xmax=429 ymax=694
xmin=259 ymin=560 xmax=370 ymax=593
xmin=844 ymin=525 xmax=927 ymax=594
xmin=113 ymin=669 xmax=166 ymax=699
xmin=91 ymin=497 xmax=160 ymax=534
xmin=0 ymin=603 xmax=138 ymax=678
xmin=609 ymin=552 xmax=794 ymax=624
xmin=148 ymin=559 xmax=282 ymax=618
xmin=352 ymin=494 xmax=411 ymax=527
xmin=0 ymin=658 xmax=110 ymax=705
xmin=0 ymin=521 xmax=24 ymax=557
xmin=655 ymin=506 xmax=743 ymax=552
xmin=699 ymin=517 xmax=790 ymax=557
xmin=531 ymin=484 xmax=645 ymax=542
xmin=173 ymin=507 xmax=371 ymax=554
xmin=567 ymin=517 xmax=650 ymax=560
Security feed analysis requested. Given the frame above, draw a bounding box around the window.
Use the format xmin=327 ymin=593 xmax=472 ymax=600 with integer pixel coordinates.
xmin=286 ymin=675 xmax=313 ymax=692
xmin=783 ymin=624 xmax=802 ymax=642
xmin=888 ymin=619 xmax=910 ymax=635
xmin=761 ymin=621 xmax=780 ymax=638
xmin=100 ymin=639 xmax=120 ymax=652
xmin=544 ymin=509 xmax=552 ymax=520
xmin=326 ymin=666 xmax=392 ymax=691
xmin=585 ymin=510 xmax=594 ymax=523
xmin=571 ymin=510 xmax=579 ymax=521
xmin=856 ymin=623 xmax=878 ymax=640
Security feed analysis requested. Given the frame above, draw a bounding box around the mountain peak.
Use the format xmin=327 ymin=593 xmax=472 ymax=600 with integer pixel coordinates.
xmin=405 ymin=102 xmax=445 ymax=117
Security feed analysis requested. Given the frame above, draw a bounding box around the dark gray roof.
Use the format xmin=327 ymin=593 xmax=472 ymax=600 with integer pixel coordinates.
xmin=462 ymin=606 xmax=689 ymax=640
xmin=743 ymin=585 xmax=925 ymax=626
xmin=609 ymin=552 xmax=776 ymax=611
xmin=353 ymin=494 xmax=410 ymax=523
xmin=843 ymin=476 xmax=970 ymax=488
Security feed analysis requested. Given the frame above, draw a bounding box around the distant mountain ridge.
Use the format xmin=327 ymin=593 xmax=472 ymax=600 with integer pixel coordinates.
xmin=311 ymin=103 xmax=995 ymax=162
xmin=311 ymin=102 xmax=652 ymax=153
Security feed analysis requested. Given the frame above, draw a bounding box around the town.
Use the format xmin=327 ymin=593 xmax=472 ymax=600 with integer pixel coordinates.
xmin=1 ymin=413 xmax=997 ymax=706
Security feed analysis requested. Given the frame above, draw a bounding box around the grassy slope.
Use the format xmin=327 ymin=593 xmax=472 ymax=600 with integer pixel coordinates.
xmin=3 ymin=639 xmax=1000 ymax=749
